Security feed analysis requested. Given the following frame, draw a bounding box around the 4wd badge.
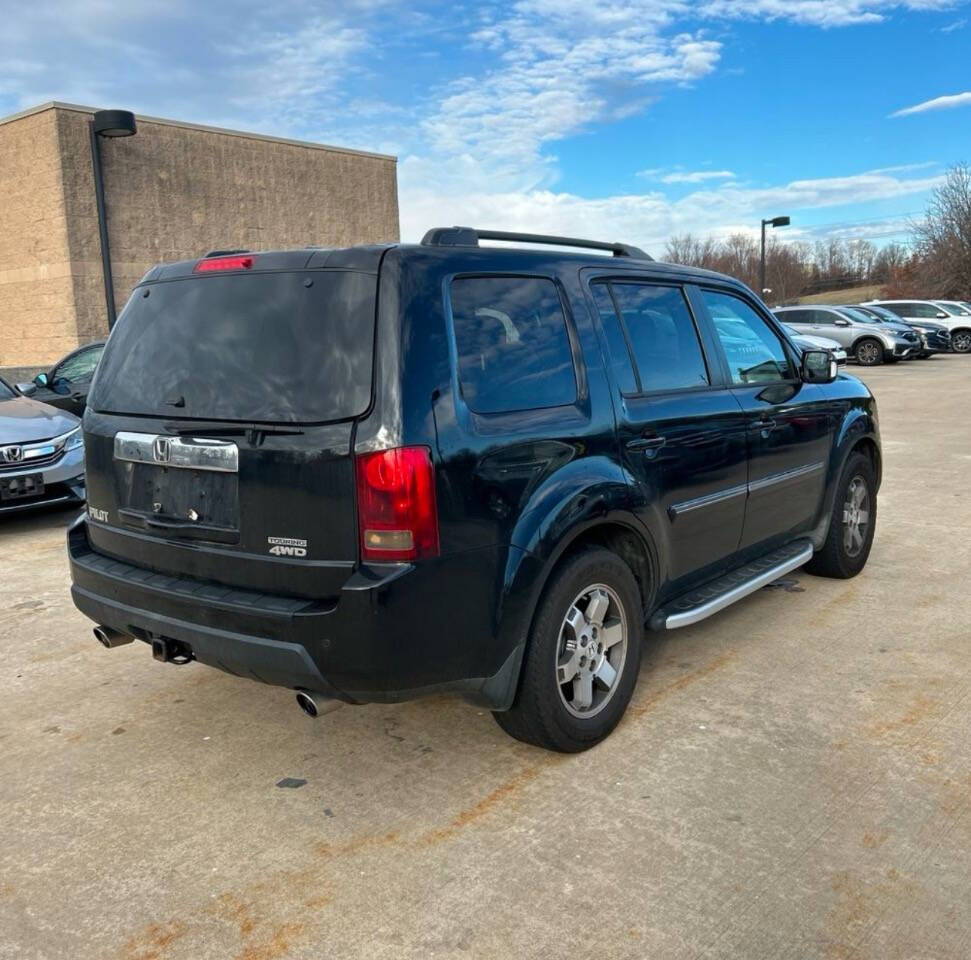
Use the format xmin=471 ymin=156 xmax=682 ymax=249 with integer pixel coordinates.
xmin=267 ymin=536 xmax=307 ymax=558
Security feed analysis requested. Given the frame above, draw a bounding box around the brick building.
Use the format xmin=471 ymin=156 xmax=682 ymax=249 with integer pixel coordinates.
xmin=0 ymin=102 xmax=399 ymax=379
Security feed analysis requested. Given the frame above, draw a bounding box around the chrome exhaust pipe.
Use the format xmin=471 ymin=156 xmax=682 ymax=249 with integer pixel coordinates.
xmin=94 ymin=625 xmax=134 ymax=648
xmin=295 ymin=690 xmax=343 ymax=718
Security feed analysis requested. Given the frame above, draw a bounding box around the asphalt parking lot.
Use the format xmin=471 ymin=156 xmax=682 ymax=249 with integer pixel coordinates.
xmin=1 ymin=356 xmax=969 ymax=960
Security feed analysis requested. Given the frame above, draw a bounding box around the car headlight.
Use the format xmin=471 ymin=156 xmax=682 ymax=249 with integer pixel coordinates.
xmin=64 ymin=427 xmax=84 ymax=451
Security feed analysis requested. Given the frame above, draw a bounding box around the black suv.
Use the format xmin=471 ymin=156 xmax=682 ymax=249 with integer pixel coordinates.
xmin=69 ymin=229 xmax=881 ymax=752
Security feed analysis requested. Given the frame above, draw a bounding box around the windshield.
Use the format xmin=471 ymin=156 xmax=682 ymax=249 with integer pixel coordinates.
xmin=936 ymin=302 xmax=971 ymax=316
xmin=840 ymin=307 xmax=882 ymax=324
xmin=863 ymin=305 xmax=899 ymax=322
xmin=90 ymin=270 xmax=377 ymax=424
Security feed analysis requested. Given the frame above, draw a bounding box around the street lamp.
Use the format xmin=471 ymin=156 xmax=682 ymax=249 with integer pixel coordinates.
xmin=760 ymin=215 xmax=790 ymax=299
xmin=90 ymin=109 xmax=137 ymax=329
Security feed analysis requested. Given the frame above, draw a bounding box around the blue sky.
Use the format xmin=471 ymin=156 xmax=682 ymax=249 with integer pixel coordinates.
xmin=2 ymin=0 xmax=969 ymax=255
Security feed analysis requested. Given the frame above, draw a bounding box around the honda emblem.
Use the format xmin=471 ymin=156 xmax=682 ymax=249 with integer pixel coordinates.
xmin=1 ymin=445 xmax=23 ymax=463
xmin=153 ymin=437 xmax=171 ymax=463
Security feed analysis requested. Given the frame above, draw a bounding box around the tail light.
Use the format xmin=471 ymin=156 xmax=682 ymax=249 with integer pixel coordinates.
xmin=194 ymin=255 xmax=253 ymax=272
xmin=355 ymin=447 xmax=439 ymax=562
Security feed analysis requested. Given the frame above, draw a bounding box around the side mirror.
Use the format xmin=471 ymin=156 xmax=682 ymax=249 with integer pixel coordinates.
xmin=34 ymin=372 xmax=49 ymax=388
xmin=802 ymin=350 xmax=837 ymax=384
xmin=15 ymin=382 xmax=36 ymax=396
xmin=936 ymin=312 xmax=949 ymax=319
xmin=833 ymin=318 xmax=850 ymax=327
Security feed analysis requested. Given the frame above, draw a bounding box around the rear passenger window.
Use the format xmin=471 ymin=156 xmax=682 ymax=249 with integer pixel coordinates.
xmin=589 ymin=283 xmax=638 ymax=394
xmin=449 ymin=276 xmax=577 ymax=414
xmin=607 ymin=283 xmax=709 ymax=391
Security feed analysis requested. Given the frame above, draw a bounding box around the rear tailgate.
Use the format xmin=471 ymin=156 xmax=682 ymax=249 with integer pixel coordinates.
xmin=83 ymin=265 xmax=377 ymax=601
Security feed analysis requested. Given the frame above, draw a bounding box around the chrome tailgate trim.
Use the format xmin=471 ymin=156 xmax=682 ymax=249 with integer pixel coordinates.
xmin=114 ymin=432 xmax=239 ymax=473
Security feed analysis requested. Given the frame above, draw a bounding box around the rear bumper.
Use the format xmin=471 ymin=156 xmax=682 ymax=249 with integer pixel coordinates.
xmin=67 ymin=518 xmax=518 ymax=707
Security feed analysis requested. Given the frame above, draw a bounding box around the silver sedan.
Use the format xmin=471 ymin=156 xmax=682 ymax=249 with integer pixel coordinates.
xmin=0 ymin=376 xmax=85 ymax=516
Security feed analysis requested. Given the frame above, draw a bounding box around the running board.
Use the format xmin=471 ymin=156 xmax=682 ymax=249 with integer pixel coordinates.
xmin=650 ymin=539 xmax=814 ymax=631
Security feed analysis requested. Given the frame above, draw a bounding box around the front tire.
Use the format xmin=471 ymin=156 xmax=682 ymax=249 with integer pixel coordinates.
xmin=805 ymin=452 xmax=877 ymax=579
xmin=854 ymin=338 xmax=884 ymax=366
xmin=493 ymin=548 xmax=643 ymax=752
xmin=951 ymin=329 xmax=971 ymax=354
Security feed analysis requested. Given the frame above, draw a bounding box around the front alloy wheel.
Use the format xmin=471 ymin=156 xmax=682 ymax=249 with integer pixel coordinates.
xmin=842 ymin=476 xmax=870 ymax=558
xmin=855 ymin=338 xmax=883 ymax=366
xmin=952 ymin=330 xmax=971 ymax=353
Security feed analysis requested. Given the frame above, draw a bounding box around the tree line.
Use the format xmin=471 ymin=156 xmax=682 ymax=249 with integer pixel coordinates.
xmin=663 ymin=163 xmax=971 ymax=303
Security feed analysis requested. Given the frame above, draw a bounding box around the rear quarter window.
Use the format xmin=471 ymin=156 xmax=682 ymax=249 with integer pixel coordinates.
xmin=448 ymin=276 xmax=578 ymax=414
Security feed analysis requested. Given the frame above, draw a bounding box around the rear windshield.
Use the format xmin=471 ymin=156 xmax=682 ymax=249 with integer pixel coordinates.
xmin=91 ymin=270 xmax=376 ymax=423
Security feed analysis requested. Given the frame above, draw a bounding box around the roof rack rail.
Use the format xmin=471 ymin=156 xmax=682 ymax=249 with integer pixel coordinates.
xmin=202 ymin=248 xmax=249 ymax=258
xmin=420 ymin=226 xmax=652 ymax=260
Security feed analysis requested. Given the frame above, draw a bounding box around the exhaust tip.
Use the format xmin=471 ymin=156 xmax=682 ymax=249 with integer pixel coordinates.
xmin=295 ymin=690 xmax=342 ymax=719
xmin=94 ymin=625 xmax=134 ymax=648
xmin=296 ymin=691 xmax=319 ymax=717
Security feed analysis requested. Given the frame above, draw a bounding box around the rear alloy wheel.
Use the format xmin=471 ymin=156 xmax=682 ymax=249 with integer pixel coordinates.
xmin=854 ymin=338 xmax=884 ymax=366
xmin=494 ymin=548 xmax=643 ymax=752
xmin=952 ymin=329 xmax=971 ymax=354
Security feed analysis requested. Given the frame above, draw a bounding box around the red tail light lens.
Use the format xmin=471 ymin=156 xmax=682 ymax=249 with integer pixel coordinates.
xmin=194 ymin=255 xmax=253 ymax=272
xmin=355 ymin=447 xmax=439 ymax=562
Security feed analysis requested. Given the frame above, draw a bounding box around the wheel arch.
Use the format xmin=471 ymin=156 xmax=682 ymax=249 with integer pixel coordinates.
xmin=489 ymin=512 xmax=658 ymax=712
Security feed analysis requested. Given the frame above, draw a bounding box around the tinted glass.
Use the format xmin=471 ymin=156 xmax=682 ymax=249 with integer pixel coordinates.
xmin=778 ymin=309 xmax=811 ymax=324
xmin=449 ymin=276 xmax=577 ymax=414
xmin=91 ymin=271 xmax=376 ymax=423
xmin=0 ymin=378 xmax=15 ymax=401
xmin=56 ymin=344 xmax=104 ymax=383
xmin=904 ymin=302 xmax=941 ymax=318
xmin=589 ymin=283 xmax=637 ymax=393
xmin=838 ymin=307 xmax=875 ymax=324
xmin=608 ymin=284 xmax=708 ymax=391
xmin=704 ymin=290 xmax=793 ymax=385
xmin=935 ymin=302 xmax=970 ymax=316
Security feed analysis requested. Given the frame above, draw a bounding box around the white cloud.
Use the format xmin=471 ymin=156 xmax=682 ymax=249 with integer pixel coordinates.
xmin=941 ymin=17 xmax=967 ymax=31
xmin=657 ymin=169 xmax=737 ymax=183
xmin=400 ymin=165 xmax=944 ymax=252
xmin=890 ymin=91 xmax=971 ymax=117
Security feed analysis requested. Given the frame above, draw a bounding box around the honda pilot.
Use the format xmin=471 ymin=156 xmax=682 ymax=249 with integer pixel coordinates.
xmin=69 ymin=229 xmax=881 ymax=752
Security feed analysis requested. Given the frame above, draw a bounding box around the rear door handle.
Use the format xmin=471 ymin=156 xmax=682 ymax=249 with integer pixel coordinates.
xmin=626 ymin=436 xmax=666 ymax=452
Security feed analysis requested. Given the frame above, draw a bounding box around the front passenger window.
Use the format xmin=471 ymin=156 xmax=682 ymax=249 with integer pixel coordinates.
xmin=703 ymin=290 xmax=794 ymax=385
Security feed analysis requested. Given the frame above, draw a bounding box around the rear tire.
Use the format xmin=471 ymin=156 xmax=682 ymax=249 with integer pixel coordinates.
xmin=854 ymin=338 xmax=883 ymax=366
xmin=493 ymin=548 xmax=643 ymax=752
xmin=805 ymin=452 xmax=876 ymax=579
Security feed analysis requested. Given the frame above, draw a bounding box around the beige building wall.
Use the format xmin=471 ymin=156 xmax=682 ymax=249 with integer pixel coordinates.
xmin=1 ymin=102 xmax=399 ymax=373
xmin=0 ymin=108 xmax=79 ymax=369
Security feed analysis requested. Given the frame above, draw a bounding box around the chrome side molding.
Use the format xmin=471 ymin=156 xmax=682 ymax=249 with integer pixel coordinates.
xmin=114 ymin=432 xmax=239 ymax=473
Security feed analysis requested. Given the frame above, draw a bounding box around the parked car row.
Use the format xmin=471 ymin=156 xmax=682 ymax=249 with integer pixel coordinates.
xmin=774 ymin=299 xmax=971 ymax=366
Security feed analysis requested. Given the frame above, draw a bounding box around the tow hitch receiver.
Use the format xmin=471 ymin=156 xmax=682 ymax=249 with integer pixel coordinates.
xmin=151 ymin=636 xmax=193 ymax=665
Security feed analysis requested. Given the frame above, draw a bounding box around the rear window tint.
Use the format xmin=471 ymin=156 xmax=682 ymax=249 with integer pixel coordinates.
xmin=608 ymin=283 xmax=709 ymax=391
xmin=90 ymin=271 xmax=376 ymax=424
xmin=449 ymin=276 xmax=577 ymax=414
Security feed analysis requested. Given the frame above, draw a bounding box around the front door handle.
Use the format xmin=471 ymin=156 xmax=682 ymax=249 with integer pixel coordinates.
xmin=626 ymin=436 xmax=666 ymax=452
xmin=752 ymin=417 xmax=776 ymax=433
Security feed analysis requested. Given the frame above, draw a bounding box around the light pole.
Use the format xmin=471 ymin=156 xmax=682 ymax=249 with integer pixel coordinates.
xmin=760 ymin=215 xmax=790 ymax=299
xmin=90 ymin=109 xmax=137 ymax=329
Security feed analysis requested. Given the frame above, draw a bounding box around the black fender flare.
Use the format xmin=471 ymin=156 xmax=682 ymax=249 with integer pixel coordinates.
xmin=810 ymin=408 xmax=880 ymax=549
xmin=485 ymin=457 xmax=657 ymax=710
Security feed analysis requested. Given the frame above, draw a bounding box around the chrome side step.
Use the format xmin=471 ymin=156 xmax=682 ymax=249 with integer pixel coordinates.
xmin=650 ymin=539 xmax=814 ymax=631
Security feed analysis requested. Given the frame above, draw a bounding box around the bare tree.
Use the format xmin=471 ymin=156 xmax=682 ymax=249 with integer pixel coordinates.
xmin=911 ymin=162 xmax=971 ymax=297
